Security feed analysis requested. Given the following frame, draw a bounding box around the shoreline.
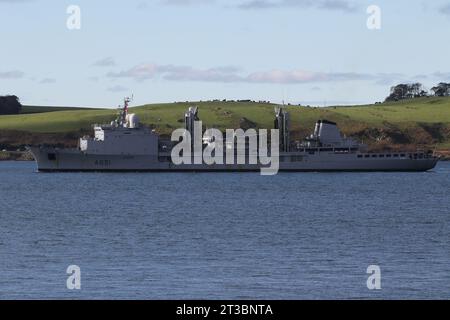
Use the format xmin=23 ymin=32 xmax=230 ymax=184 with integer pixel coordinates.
xmin=0 ymin=151 xmax=34 ymax=161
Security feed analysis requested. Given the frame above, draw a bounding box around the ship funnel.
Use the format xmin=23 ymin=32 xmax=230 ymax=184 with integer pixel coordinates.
xmin=274 ymin=107 xmax=290 ymax=152
xmin=316 ymin=120 xmax=343 ymax=146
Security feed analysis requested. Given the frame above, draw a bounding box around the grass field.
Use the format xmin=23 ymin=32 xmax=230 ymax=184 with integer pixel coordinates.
xmin=1 ymin=97 xmax=449 ymax=149
xmin=21 ymin=105 xmax=101 ymax=114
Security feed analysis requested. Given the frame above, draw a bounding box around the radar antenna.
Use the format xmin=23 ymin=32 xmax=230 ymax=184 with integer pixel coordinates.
xmin=114 ymin=95 xmax=134 ymax=127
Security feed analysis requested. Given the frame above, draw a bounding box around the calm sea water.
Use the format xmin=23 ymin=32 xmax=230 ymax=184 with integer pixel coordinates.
xmin=0 ymin=161 xmax=449 ymax=299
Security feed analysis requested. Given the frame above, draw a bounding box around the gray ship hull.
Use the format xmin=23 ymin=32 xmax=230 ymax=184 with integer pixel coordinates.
xmin=29 ymin=147 xmax=439 ymax=172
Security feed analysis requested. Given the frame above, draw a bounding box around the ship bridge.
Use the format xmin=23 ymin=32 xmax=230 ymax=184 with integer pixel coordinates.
xmin=79 ymin=110 xmax=159 ymax=156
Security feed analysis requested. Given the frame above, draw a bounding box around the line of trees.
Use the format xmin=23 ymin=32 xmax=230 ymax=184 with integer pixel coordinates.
xmin=0 ymin=95 xmax=22 ymax=115
xmin=431 ymin=83 xmax=450 ymax=97
xmin=385 ymin=82 xmax=450 ymax=102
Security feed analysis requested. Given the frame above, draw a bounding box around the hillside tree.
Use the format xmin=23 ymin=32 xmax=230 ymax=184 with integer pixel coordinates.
xmin=384 ymin=83 xmax=427 ymax=102
xmin=431 ymin=83 xmax=450 ymax=97
xmin=0 ymin=95 xmax=22 ymax=115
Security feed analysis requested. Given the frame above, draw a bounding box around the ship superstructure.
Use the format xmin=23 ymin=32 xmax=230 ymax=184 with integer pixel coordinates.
xmin=29 ymin=98 xmax=439 ymax=172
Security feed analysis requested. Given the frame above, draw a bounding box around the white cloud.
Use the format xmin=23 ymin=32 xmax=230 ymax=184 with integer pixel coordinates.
xmin=107 ymin=63 xmax=243 ymax=82
xmin=107 ymin=85 xmax=129 ymax=92
xmin=161 ymin=0 xmax=214 ymax=5
xmin=93 ymin=57 xmax=116 ymax=67
xmin=439 ymin=3 xmax=450 ymax=15
xmin=106 ymin=62 xmax=404 ymax=84
xmin=107 ymin=64 xmax=161 ymax=80
xmin=0 ymin=70 xmax=25 ymax=79
xmin=0 ymin=0 xmax=35 ymax=3
xmin=39 ymin=78 xmax=56 ymax=84
xmin=237 ymin=0 xmax=357 ymax=12
xmin=157 ymin=0 xmax=356 ymax=12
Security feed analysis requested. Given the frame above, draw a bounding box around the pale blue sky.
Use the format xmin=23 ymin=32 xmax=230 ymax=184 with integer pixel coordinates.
xmin=1 ymin=0 xmax=450 ymax=107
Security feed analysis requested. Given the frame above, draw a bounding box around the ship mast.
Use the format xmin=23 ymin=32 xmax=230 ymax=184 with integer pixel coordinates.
xmin=122 ymin=97 xmax=131 ymax=126
xmin=116 ymin=96 xmax=133 ymax=127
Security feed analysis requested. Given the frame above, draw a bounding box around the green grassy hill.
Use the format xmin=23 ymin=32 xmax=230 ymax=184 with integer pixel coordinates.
xmin=20 ymin=105 xmax=99 ymax=114
xmin=1 ymin=97 xmax=450 ymax=150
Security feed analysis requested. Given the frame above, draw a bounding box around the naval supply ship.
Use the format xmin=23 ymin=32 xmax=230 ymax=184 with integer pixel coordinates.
xmin=29 ymin=98 xmax=439 ymax=172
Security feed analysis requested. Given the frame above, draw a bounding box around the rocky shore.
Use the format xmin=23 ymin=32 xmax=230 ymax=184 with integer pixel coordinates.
xmin=0 ymin=151 xmax=34 ymax=161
